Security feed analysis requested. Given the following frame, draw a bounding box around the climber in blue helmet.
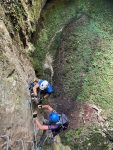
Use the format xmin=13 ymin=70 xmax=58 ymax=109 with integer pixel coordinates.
xmin=33 ymin=105 xmax=69 ymax=148
xmin=29 ymin=79 xmax=53 ymax=104
xmin=33 ymin=105 xmax=60 ymax=130
xmin=33 ymin=105 xmax=69 ymax=136
xmin=49 ymin=112 xmax=60 ymax=123
xmin=32 ymin=79 xmax=53 ymax=99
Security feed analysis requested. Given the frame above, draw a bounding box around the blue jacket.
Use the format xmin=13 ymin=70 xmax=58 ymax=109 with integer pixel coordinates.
xmin=38 ymin=80 xmax=53 ymax=94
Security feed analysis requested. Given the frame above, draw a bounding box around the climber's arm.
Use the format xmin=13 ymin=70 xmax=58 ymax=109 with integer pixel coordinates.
xmin=33 ymin=84 xmax=39 ymax=96
xmin=35 ymin=119 xmax=49 ymax=130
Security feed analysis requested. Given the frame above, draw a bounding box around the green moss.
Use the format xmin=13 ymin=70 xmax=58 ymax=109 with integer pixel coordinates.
xmin=1 ymin=0 xmax=45 ymax=48
xmin=30 ymin=0 xmax=43 ymax=22
xmin=32 ymin=0 xmax=113 ymax=108
xmin=61 ymin=19 xmax=113 ymax=109
xmin=1 ymin=0 xmax=28 ymax=31
xmin=31 ymin=1 xmax=113 ymax=149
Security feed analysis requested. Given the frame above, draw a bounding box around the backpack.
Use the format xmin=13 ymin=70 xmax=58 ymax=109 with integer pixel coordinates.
xmin=51 ymin=114 xmax=69 ymax=137
xmin=57 ymin=114 xmax=69 ymax=130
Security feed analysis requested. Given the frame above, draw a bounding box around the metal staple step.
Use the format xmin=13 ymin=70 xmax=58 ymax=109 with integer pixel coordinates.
xmin=0 ymin=135 xmax=9 ymax=150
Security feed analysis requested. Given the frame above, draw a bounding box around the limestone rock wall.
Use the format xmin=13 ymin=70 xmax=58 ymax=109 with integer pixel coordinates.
xmin=1 ymin=0 xmax=47 ymax=49
xmin=0 ymin=0 xmax=46 ymax=145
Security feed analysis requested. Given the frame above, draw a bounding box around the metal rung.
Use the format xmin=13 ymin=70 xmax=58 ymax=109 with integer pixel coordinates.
xmin=16 ymin=139 xmax=25 ymax=150
xmin=16 ymin=139 xmax=36 ymax=150
xmin=0 ymin=135 xmax=9 ymax=150
xmin=25 ymin=141 xmax=35 ymax=150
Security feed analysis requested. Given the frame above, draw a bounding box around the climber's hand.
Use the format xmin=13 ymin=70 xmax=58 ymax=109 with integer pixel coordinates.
xmin=38 ymin=105 xmax=42 ymax=109
xmin=33 ymin=111 xmax=37 ymax=118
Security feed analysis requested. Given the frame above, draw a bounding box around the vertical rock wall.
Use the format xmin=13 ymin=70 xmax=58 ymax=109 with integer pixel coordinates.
xmin=0 ymin=0 xmax=46 ymax=145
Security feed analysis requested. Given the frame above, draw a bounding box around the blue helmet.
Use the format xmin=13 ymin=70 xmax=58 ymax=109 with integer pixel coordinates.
xmin=49 ymin=112 xmax=60 ymax=123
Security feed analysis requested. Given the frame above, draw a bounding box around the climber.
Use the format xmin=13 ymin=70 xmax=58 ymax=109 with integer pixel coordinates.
xmin=33 ymin=105 xmax=69 ymax=148
xmin=29 ymin=79 xmax=53 ymax=104
xmin=33 ymin=105 xmax=69 ymax=137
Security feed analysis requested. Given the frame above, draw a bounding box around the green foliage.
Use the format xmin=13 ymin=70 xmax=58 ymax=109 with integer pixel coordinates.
xmin=29 ymin=29 xmax=49 ymax=76
xmin=61 ymin=129 xmax=82 ymax=150
xmin=79 ymin=132 xmax=110 ymax=150
xmin=61 ymin=127 xmax=113 ymax=150
xmin=33 ymin=0 xmax=113 ymax=109
xmin=1 ymin=0 xmax=28 ymax=31
xmin=30 ymin=0 xmax=43 ymax=21
xmin=31 ymin=0 xmax=113 ymax=149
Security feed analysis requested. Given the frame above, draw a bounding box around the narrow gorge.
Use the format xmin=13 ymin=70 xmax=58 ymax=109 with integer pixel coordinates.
xmin=0 ymin=0 xmax=113 ymax=150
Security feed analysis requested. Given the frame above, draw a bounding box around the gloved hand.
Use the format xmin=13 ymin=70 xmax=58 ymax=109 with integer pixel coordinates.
xmin=38 ymin=105 xmax=42 ymax=109
xmin=33 ymin=111 xmax=37 ymax=118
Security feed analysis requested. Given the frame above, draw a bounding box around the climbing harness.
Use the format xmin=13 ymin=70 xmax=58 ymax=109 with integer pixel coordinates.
xmin=60 ymin=114 xmax=69 ymax=130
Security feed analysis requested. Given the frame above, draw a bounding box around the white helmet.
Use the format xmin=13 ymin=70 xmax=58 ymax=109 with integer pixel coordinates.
xmin=39 ymin=80 xmax=49 ymax=90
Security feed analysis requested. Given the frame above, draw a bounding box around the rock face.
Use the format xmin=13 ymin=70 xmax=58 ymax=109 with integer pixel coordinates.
xmin=1 ymin=0 xmax=47 ymax=49
xmin=0 ymin=0 xmax=46 ymax=147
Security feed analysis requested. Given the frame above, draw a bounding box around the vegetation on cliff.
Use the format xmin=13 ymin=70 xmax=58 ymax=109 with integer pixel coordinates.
xmin=1 ymin=0 xmax=46 ymax=48
xmin=31 ymin=0 xmax=113 ymax=149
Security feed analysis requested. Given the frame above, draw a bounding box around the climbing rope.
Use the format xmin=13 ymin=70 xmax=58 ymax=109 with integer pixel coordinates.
xmin=28 ymin=84 xmax=39 ymax=149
